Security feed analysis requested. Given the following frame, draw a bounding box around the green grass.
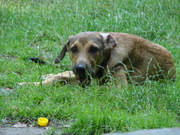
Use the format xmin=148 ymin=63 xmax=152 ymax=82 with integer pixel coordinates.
xmin=0 ymin=0 xmax=180 ymax=134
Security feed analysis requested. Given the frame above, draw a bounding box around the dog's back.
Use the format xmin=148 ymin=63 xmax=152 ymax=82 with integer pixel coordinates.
xmin=108 ymin=33 xmax=176 ymax=82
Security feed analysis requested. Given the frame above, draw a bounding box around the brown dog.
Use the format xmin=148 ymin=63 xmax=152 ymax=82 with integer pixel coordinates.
xmin=18 ymin=32 xmax=176 ymax=87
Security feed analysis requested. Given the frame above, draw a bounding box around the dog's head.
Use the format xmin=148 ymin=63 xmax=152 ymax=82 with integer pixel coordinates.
xmin=54 ymin=32 xmax=117 ymax=85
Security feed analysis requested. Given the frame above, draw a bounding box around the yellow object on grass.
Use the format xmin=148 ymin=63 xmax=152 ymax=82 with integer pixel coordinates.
xmin=37 ymin=117 xmax=49 ymax=126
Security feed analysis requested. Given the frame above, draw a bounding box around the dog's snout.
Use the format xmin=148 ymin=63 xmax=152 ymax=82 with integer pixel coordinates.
xmin=73 ymin=64 xmax=87 ymax=76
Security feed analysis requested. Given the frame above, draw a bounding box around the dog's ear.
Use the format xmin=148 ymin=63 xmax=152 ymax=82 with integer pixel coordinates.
xmin=54 ymin=41 xmax=69 ymax=64
xmin=54 ymin=45 xmax=67 ymax=64
xmin=99 ymin=33 xmax=117 ymax=50
xmin=54 ymin=35 xmax=74 ymax=64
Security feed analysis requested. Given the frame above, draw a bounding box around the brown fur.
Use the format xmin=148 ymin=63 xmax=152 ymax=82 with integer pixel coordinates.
xmin=18 ymin=32 xmax=176 ymax=86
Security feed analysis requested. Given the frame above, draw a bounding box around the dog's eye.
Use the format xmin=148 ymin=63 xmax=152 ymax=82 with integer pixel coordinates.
xmin=89 ymin=46 xmax=99 ymax=54
xmin=70 ymin=46 xmax=78 ymax=53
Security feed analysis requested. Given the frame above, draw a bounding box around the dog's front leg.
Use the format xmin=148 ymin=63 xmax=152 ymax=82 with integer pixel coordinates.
xmin=113 ymin=67 xmax=128 ymax=86
xmin=18 ymin=71 xmax=77 ymax=86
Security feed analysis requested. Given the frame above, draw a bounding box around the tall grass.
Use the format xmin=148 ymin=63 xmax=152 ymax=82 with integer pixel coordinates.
xmin=0 ymin=0 xmax=179 ymax=134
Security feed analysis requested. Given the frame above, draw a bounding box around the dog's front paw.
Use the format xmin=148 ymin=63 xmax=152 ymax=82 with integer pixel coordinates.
xmin=17 ymin=82 xmax=28 ymax=86
xmin=40 ymin=74 xmax=54 ymax=80
xmin=17 ymin=82 xmax=40 ymax=86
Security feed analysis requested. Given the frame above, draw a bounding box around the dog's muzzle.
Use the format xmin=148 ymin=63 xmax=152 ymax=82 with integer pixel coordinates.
xmin=72 ymin=64 xmax=93 ymax=86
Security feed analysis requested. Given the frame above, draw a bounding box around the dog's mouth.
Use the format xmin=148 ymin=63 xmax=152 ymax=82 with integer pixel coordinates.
xmin=72 ymin=64 xmax=94 ymax=87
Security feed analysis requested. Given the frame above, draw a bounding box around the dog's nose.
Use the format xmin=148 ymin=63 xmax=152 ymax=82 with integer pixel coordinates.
xmin=73 ymin=64 xmax=86 ymax=76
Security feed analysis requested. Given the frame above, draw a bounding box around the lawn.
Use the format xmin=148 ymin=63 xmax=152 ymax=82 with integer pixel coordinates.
xmin=0 ymin=0 xmax=179 ymax=134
